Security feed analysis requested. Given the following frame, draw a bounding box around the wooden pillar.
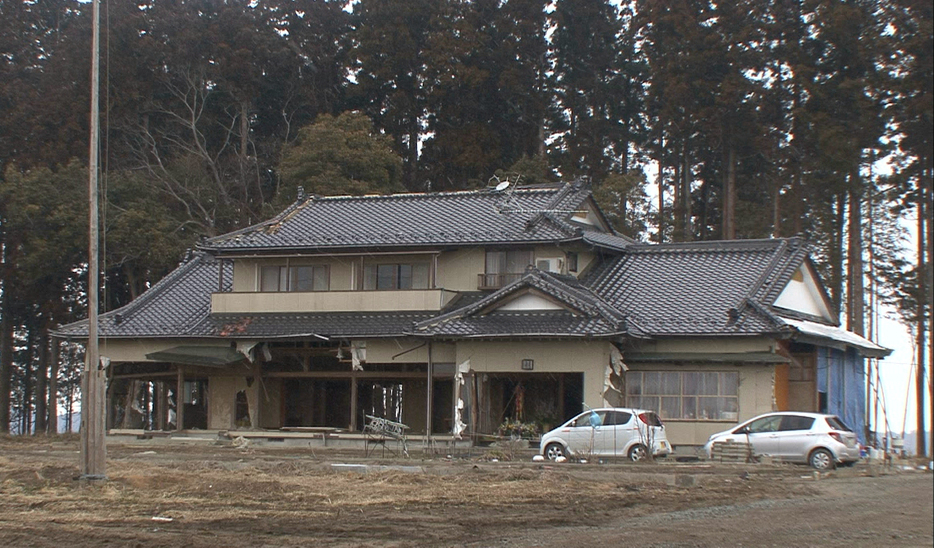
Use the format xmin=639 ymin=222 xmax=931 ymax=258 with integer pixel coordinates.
xmin=470 ymin=374 xmax=479 ymax=440
xmin=426 ymin=342 xmax=433 ymax=436
xmin=350 ymin=372 xmax=358 ymax=431
xmin=558 ymin=374 xmax=566 ymax=420
xmin=105 ymin=378 xmax=116 ymax=429
xmin=155 ymin=382 xmax=166 ymax=430
xmin=176 ymin=366 xmax=185 ymax=431
xmin=252 ymin=360 xmax=262 ymax=430
xmin=48 ymin=338 xmax=60 ymax=434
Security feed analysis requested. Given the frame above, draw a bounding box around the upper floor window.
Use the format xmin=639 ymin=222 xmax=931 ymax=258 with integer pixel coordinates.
xmin=363 ymin=263 xmax=430 ymax=290
xmin=480 ymin=249 xmax=532 ymax=289
xmin=261 ymin=264 xmax=329 ymax=292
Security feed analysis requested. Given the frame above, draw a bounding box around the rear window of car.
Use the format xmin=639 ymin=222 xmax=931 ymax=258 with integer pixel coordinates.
xmin=639 ymin=412 xmax=663 ymax=427
xmin=825 ymin=416 xmax=852 ymax=431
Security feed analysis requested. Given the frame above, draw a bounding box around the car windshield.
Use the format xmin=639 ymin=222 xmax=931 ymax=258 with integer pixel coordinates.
xmin=825 ymin=416 xmax=852 ymax=431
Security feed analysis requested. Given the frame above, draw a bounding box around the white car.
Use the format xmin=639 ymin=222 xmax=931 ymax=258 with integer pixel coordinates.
xmin=540 ymin=408 xmax=671 ymax=462
xmin=704 ymin=411 xmax=861 ymax=470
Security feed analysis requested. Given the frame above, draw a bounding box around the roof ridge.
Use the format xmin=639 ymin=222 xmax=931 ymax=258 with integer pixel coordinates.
xmin=627 ymin=238 xmax=790 ymax=252
xmin=311 ymin=186 xmax=560 ymax=202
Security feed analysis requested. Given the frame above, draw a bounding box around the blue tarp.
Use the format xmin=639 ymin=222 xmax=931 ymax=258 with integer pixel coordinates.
xmin=817 ymin=347 xmax=867 ymax=444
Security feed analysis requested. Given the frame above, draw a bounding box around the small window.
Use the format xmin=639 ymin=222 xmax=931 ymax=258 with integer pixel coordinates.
xmin=291 ymin=265 xmax=329 ymax=291
xmin=261 ymin=265 xmax=287 ymax=292
xmin=364 ymin=263 xmax=430 ymax=290
xmin=566 ymin=252 xmax=579 ymax=273
xmin=261 ymin=264 xmax=329 ymax=292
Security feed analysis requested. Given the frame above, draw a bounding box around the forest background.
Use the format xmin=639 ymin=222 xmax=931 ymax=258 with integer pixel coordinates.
xmin=0 ymin=0 xmax=930 ymax=453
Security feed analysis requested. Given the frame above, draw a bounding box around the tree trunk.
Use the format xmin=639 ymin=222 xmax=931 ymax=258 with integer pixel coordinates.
xmin=829 ymin=193 xmax=846 ymax=316
xmin=0 ymin=287 xmax=11 ymax=433
xmin=772 ymin=176 xmax=782 ymax=238
xmin=723 ymin=146 xmax=737 ymax=240
xmin=48 ymin=338 xmax=60 ymax=434
xmin=22 ymin=327 xmax=34 ymax=434
xmin=916 ymin=170 xmax=927 ymax=457
xmin=846 ymin=180 xmax=865 ymax=336
xmin=927 ymin=159 xmax=933 ymax=459
xmin=35 ymin=323 xmax=50 ymax=434
xmin=681 ymin=145 xmax=692 ymax=241
xmin=672 ymin=154 xmax=682 ymax=242
xmin=656 ymin=132 xmax=666 ymax=243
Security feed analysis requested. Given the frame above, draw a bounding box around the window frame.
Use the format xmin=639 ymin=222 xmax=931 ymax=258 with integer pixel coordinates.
xmin=259 ymin=263 xmax=330 ymax=292
xmin=362 ymin=261 xmax=431 ymax=291
xmin=626 ymin=370 xmax=740 ymax=421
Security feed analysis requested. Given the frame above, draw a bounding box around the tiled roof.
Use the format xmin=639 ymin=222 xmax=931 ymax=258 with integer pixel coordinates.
xmin=55 ymin=252 xmax=230 ymax=339
xmin=411 ymin=311 xmax=624 ymax=338
xmin=588 ymin=239 xmax=808 ymax=336
xmin=202 ymin=182 xmax=601 ymax=252
xmin=414 ymin=269 xmax=630 ymax=338
xmin=193 ymin=312 xmax=434 ymax=339
xmin=56 ymin=174 xmax=852 ymax=348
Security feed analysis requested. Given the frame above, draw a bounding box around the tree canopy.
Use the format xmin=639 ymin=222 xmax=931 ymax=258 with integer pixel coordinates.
xmin=0 ymin=0 xmax=929 ymax=438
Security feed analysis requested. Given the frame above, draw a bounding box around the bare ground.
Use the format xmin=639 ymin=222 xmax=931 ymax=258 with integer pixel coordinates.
xmin=0 ymin=435 xmax=930 ymax=547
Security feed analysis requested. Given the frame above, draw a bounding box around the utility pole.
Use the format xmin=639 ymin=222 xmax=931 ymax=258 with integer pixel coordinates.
xmin=80 ymin=0 xmax=106 ymax=481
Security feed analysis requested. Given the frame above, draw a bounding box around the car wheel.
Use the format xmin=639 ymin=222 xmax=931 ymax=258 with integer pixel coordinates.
xmin=809 ymin=448 xmax=835 ymax=471
xmin=544 ymin=443 xmax=568 ymax=461
xmin=628 ymin=444 xmax=647 ymax=462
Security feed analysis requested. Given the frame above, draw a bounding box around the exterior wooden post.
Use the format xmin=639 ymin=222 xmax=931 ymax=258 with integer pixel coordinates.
xmin=350 ymin=373 xmax=358 ymax=431
xmin=48 ymin=338 xmax=60 ymax=434
xmin=426 ymin=342 xmax=433 ymax=436
xmin=176 ymin=366 xmax=185 ymax=431
xmin=252 ymin=360 xmax=262 ymax=430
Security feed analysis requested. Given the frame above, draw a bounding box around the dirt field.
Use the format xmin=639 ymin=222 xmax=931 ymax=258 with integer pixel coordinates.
xmin=1 ymin=435 xmax=931 ymax=547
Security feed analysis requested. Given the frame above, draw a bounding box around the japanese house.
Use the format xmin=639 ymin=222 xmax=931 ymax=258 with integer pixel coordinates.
xmin=55 ymin=180 xmax=889 ymax=449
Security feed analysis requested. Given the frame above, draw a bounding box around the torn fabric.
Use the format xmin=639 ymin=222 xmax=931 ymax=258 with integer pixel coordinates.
xmin=453 ymin=359 xmax=471 ymax=439
xmin=602 ymin=346 xmax=626 ymax=406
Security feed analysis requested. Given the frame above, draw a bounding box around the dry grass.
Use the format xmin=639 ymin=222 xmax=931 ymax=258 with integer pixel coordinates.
xmin=0 ymin=436 xmax=813 ymax=547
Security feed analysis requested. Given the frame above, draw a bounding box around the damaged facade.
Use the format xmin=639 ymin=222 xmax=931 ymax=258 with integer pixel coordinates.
xmin=55 ymin=181 xmax=889 ymax=448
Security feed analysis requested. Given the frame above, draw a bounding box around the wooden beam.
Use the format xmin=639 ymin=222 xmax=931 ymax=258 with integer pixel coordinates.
xmin=265 ymin=371 xmax=434 ymax=379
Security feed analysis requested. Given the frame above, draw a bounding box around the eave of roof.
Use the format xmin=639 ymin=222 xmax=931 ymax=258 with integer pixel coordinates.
xmin=779 ymin=317 xmax=891 ymax=358
xmin=624 ymin=352 xmax=790 ymax=364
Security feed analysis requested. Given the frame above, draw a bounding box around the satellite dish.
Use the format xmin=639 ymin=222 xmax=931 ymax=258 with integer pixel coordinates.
xmin=494 ymin=181 xmax=511 ymax=192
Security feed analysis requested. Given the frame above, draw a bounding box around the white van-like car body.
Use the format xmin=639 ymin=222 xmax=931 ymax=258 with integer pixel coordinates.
xmin=704 ymin=411 xmax=861 ymax=470
xmin=540 ymin=408 xmax=671 ymax=462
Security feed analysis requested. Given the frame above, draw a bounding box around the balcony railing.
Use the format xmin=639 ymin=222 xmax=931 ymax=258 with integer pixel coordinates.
xmin=211 ymin=289 xmax=458 ymax=314
xmin=477 ymin=272 xmax=524 ymax=290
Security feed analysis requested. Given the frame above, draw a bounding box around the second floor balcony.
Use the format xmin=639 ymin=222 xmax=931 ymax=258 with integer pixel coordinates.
xmin=477 ymin=272 xmax=525 ymax=290
xmin=211 ymin=288 xmax=458 ymax=314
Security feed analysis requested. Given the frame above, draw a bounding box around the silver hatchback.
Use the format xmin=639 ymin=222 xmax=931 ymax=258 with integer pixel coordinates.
xmin=540 ymin=408 xmax=671 ymax=462
xmin=704 ymin=412 xmax=861 ymax=470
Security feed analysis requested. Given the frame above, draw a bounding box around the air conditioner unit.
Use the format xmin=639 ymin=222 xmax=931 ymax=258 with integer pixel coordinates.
xmin=536 ymin=258 xmax=564 ymax=273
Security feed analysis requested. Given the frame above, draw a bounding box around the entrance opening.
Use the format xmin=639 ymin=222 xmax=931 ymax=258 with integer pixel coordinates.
xmin=282 ymin=379 xmax=351 ymax=428
xmin=474 ymin=373 xmax=583 ymax=435
xmin=235 ymin=390 xmax=251 ymax=428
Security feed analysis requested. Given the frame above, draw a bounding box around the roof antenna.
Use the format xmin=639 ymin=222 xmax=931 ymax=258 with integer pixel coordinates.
xmin=490 ymin=174 xmax=522 ymax=213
